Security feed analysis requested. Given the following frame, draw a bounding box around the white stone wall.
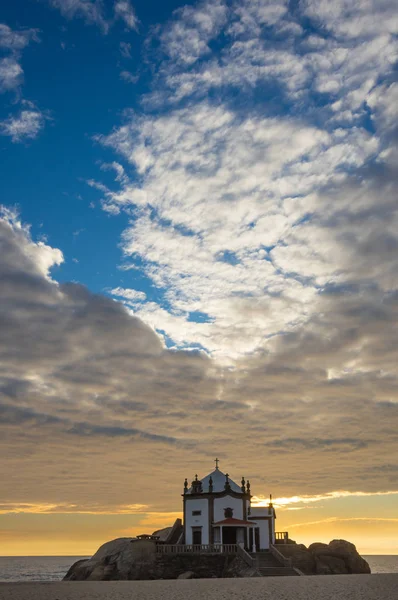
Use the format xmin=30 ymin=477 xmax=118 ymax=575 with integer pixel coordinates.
xmin=184 ymin=497 xmax=209 ymax=544
xmin=213 ymin=495 xmax=245 ymax=522
xmin=257 ymin=519 xmax=270 ymax=549
xmin=249 ymin=507 xmax=274 ymax=549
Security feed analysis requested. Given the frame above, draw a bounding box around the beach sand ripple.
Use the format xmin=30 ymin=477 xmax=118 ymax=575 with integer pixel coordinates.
xmin=1 ymin=574 xmax=398 ymax=600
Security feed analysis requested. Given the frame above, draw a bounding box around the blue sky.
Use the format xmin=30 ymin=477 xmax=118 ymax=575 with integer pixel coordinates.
xmin=0 ymin=0 xmax=398 ymax=554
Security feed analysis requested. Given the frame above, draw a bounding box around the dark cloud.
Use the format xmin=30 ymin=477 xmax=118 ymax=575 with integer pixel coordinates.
xmin=0 ymin=403 xmax=63 ymax=426
xmin=263 ymin=437 xmax=373 ymax=452
xmin=66 ymin=422 xmax=187 ymax=446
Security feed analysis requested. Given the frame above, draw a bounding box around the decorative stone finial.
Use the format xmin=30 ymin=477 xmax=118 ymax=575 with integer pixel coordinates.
xmin=184 ymin=478 xmax=188 ymax=493
xmin=209 ymin=476 xmax=213 ymax=493
xmin=191 ymin=474 xmax=202 ymax=493
xmin=241 ymin=476 xmax=246 ymax=493
xmin=246 ymin=479 xmax=251 ymax=494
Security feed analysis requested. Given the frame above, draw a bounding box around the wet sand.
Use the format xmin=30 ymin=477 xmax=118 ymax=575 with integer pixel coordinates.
xmin=1 ymin=574 xmax=397 ymax=600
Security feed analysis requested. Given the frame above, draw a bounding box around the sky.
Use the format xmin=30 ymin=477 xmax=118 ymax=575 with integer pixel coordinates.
xmin=0 ymin=0 xmax=397 ymax=556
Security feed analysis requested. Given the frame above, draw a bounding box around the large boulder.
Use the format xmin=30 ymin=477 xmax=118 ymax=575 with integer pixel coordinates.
xmin=279 ymin=539 xmax=371 ymax=575
xmin=314 ymin=555 xmax=348 ymax=575
xmin=284 ymin=543 xmax=316 ymax=574
xmin=63 ymin=537 xmax=157 ymax=581
xmin=177 ymin=571 xmax=195 ymax=579
xmin=152 ymin=526 xmax=173 ymax=542
xmin=309 ymin=539 xmax=371 ymax=574
xmin=153 ymin=519 xmax=183 ymax=544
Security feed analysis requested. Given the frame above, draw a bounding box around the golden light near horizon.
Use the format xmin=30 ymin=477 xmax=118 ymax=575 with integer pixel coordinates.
xmin=1 ymin=489 xmax=398 ymax=556
xmin=252 ymin=490 xmax=398 ymax=508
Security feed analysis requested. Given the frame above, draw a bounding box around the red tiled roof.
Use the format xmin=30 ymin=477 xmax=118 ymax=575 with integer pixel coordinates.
xmin=213 ymin=517 xmax=254 ymax=526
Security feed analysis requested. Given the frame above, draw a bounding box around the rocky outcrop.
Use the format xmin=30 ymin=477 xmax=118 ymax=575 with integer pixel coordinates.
xmin=63 ymin=537 xmax=157 ymax=581
xmin=278 ymin=539 xmax=371 ymax=575
xmin=64 ymin=535 xmax=370 ymax=581
xmin=64 ymin=538 xmax=234 ymax=581
xmin=153 ymin=518 xmax=183 ymax=544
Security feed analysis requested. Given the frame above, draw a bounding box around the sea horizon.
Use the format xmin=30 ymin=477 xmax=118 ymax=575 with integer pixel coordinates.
xmin=0 ymin=555 xmax=397 ymax=582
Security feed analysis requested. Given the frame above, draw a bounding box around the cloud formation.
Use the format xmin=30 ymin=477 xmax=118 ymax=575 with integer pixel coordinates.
xmin=47 ymin=0 xmax=139 ymax=33
xmin=0 ymin=204 xmax=397 ymax=517
xmin=47 ymin=0 xmax=109 ymax=30
xmin=0 ymin=23 xmax=39 ymax=93
xmin=0 ymin=109 xmax=47 ymax=142
xmin=0 ymin=23 xmax=47 ymax=143
xmin=93 ymin=0 xmax=397 ymax=361
xmin=111 ymin=287 xmax=146 ymax=301
xmin=114 ymin=0 xmax=139 ymax=31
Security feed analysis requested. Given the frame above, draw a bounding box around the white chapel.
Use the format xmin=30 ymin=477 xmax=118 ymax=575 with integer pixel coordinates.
xmin=182 ymin=460 xmax=276 ymax=551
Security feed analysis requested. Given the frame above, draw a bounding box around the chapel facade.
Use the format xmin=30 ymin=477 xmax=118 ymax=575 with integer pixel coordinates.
xmin=182 ymin=460 xmax=276 ymax=551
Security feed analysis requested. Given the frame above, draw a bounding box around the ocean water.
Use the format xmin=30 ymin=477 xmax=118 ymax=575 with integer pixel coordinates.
xmin=0 ymin=556 xmax=87 ymax=582
xmin=364 ymin=556 xmax=398 ymax=575
xmin=0 ymin=555 xmax=396 ymax=582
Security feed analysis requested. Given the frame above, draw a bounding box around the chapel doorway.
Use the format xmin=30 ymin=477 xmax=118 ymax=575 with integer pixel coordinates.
xmin=192 ymin=528 xmax=202 ymax=545
xmin=222 ymin=527 xmax=237 ymax=544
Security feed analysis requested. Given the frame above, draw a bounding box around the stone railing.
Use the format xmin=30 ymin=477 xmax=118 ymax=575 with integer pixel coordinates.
xmin=270 ymin=544 xmax=293 ymax=567
xmin=275 ymin=531 xmax=289 ymax=543
xmin=156 ymin=544 xmax=238 ymax=554
xmin=237 ymin=544 xmax=255 ymax=567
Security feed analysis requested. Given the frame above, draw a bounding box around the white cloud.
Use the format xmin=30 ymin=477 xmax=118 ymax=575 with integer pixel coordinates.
xmin=253 ymin=489 xmax=398 ymax=508
xmin=90 ymin=0 xmax=398 ymax=367
xmin=0 ymin=23 xmax=39 ymax=51
xmin=111 ymin=286 xmax=146 ymax=301
xmin=301 ymin=0 xmax=398 ymax=39
xmin=141 ymin=0 xmax=397 ymax=132
xmin=367 ymin=82 xmax=398 ymax=132
xmin=47 ymin=0 xmax=109 ymax=31
xmin=228 ymin=0 xmax=288 ymax=37
xmin=158 ymin=0 xmax=228 ymax=66
xmin=0 ymin=110 xmax=46 ymax=143
xmin=0 ymin=57 xmax=23 ymax=93
xmin=100 ymin=161 xmax=129 ymax=186
xmin=119 ymin=41 xmax=132 ymax=58
xmin=97 ymin=100 xmax=383 ymax=356
xmin=120 ymin=70 xmax=139 ymax=84
xmin=47 ymin=0 xmax=139 ymax=33
xmin=0 ymin=23 xmax=39 ymax=94
xmin=114 ymin=0 xmax=139 ymax=31
xmin=0 ymin=207 xmax=63 ymax=279
xmin=0 ymin=24 xmax=46 ymax=141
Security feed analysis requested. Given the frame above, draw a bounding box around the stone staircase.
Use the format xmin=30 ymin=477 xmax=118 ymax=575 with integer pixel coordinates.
xmin=251 ymin=551 xmax=299 ymax=576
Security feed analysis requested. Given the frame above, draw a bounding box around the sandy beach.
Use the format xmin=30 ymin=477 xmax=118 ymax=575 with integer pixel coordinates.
xmin=1 ymin=575 xmax=397 ymax=600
